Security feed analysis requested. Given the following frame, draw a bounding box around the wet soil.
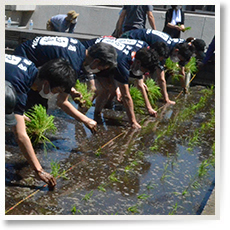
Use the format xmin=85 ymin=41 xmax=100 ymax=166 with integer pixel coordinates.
xmin=5 ymin=85 xmax=215 ymax=215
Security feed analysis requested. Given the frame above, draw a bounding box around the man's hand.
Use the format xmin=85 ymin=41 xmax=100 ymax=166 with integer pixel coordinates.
xmin=70 ymin=87 xmax=83 ymax=103
xmin=148 ymin=108 xmax=157 ymax=117
xmin=84 ymin=119 xmax=97 ymax=134
xmin=131 ymin=122 xmax=141 ymax=129
xmin=36 ymin=169 xmax=57 ymax=188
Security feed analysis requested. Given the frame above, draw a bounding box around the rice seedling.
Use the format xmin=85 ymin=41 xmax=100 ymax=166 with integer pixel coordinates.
xmin=187 ymin=107 xmax=215 ymax=151
xmin=168 ymin=202 xmax=178 ymax=215
xmin=98 ymin=184 xmax=107 ymax=192
xmin=146 ymin=182 xmax=157 ymax=190
xmin=127 ymin=204 xmax=140 ymax=214
xmin=160 ymin=161 xmax=173 ymax=182
xmin=129 ymin=85 xmax=145 ymax=114
xmin=108 ymin=171 xmax=121 ymax=183
xmin=74 ymin=80 xmax=94 ymax=108
xmin=137 ymin=194 xmax=150 ymax=200
xmin=149 ymin=130 xmax=166 ymax=151
xmin=71 ymin=206 xmax=82 ymax=215
xmin=184 ymin=57 xmax=198 ymax=75
xmin=124 ymin=165 xmax=133 ymax=174
xmin=103 ymin=211 xmax=118 ymax=215
xmin=82 ymin=190 xmax=94 ymax=202
xmin=135 ymin=151 xmax=144 ymax=158
xmin=95 ymin=147 xmax=102 ymax=157
xmin=187 ymin=129 xmax=200 ymax=149
xmin=71 ymin=205 xmax=76 ymax=214
xmin=182 ymin=26 xmax=191 ymax=32
xmin=25 ymin=104 xmax=57 ymax=151
xmin=145 ymin=78 xmax=162 ymax=106
xmin=165 ymin=56 xmax=198 ymax=86
xmin=198 ymin=159 xmax=210 ymax=178
xmin=178 ymin=24 xmax=191 ymax=32
xmin=165 ymin=58 xmax=182 ymax=83
xmin=50 ymin=161 xmax=69 ymax=180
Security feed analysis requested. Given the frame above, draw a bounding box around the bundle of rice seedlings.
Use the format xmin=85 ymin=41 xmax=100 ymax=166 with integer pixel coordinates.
xmin=129 ymin=85 xmax=145 ymax=114
xmin=145 ymin=78 xmax=162 ymax=106
xmin=74 ymin=80 xmax=94 ymax=108
xmin=25 ymin=104 xmax=57 ymax=149
xmin=184 ymin=57 xmax=198 ymax=74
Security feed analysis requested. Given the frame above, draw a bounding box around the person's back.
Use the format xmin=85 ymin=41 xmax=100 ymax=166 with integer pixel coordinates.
xmin=13 ymin=36 xmax=86 ymax=77
xmin=50 ymin=14 xmax=67 ymax=32
xmin=5 ymin=54 xmax=39 ymax=115
xmin=93 ymin=37 xmax=149 ymax=84
xmin=47 ymin=10 xmax=79 ymax=33
xmin=121 ymin=29 xmax=185 ymax=52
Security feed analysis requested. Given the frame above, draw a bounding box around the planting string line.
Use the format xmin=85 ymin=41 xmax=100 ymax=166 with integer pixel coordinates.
xmin=5 ymin=183 xmax=47 ymax=214
xmin=5 ymin=132 xmax=126 ymax=214
xmin=97 ymin=131 xmax=126 ymax=150
xmin=5 ymin=159 xmax=84 ymax=215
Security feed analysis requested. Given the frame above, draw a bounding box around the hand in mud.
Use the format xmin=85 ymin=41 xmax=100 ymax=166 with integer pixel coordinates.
xmin=36 ymin=170 xmax=56 ymax=188
xmin=131 ymin=122 xmax=141 ymax=129
xmin=165 ymin=99 xmax=176 ymax=105
xmin=148 ymin=108 xmax=157 ymax=117
xmin=84 ymin=119 xmax=97 ymax=134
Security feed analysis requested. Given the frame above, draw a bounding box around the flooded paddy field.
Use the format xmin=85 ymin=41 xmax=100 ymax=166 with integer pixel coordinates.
xmin=5 ymin=85 xmax=215 ymax=215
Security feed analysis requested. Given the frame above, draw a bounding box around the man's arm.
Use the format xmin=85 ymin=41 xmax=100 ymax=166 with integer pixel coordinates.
xmin=57 ymin=92 xmax=97 ymax=133
xmin=156 ymin=68 xmax=175 ymax=105
xmin=135 ymin=78 xmax=157 ymax=117
xmin=68 ymin=23 xmax=76 ymax=33
xmin=147 ymin=11 xmax=156 ymax=30
xmin=117 ymin=9 xmax=127 ymax=37
xmin=13 ymin=114 xmax=56 ymax=187
xmin=117 ymin=82 xmax=141 ymax=129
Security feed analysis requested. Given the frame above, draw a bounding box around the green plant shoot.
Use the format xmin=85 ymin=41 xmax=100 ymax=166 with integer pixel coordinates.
xmin=25 ymin=104 xmax=57 ymax=150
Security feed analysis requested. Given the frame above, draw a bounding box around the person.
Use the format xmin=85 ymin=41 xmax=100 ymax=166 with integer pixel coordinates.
xmin=83 ymin=37 xmax=159 ymax=129
xmin=5 ymin=81 xmax=17 ymax=126
xmin=186 ymin=37 xmax=206 ymax=62
xmin=46 ymin=10 xmax=79 ymax=33
xmin=163 ymin=5 xmax=185 ymax=38
xmin=5 ymin=55 xmax=80 ymax=187
xmin=120 ymin=29 xmax=198 ymax=103
xmin=114 ymin=5 xmax=156 ymax=38
xmin=13 ymin=36 xmax=117 ymax=131
xmin=202 ymin=36 xmax=215 ymax=65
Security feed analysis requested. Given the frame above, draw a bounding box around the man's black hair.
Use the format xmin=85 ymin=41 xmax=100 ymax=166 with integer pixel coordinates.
xmin=150 ymin=42 xmax=170 ymax=58
xmin=136 ymin=48 xmax=159 ymax=72
xmin=175 ymin=43 xmax=195 ymax=62
xmin=88 ymin=43 xmax=117 ymax=68
xmin=186 ymin=37 xmax=206 ymax=52
xmin=38 ymin=58 xmax=76 ymax=94
xmin=192 ymin=39 xmax=206 ymax=52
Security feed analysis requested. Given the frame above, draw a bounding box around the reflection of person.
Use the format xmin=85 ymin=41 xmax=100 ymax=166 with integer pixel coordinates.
xmin=163 ymin=5 xmax=185 ymax=38
xmin=115 ymin=5 xmax=156 ymax=38
xmin=5 ymin=81 xmax=17 ymax=126
xmin=13 ymin=36 xmax=117 ymax=132
xmin=83 ymin=37 xmax=159 ymax=129
xmin=46 ymin=10 xmax=79 ymax=33
xmin=5 ymin=55 xmax=78 ymax=187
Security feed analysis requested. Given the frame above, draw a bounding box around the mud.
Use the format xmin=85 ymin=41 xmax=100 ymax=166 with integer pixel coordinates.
xmin=5 ymin=85 xmax=215 ymax=215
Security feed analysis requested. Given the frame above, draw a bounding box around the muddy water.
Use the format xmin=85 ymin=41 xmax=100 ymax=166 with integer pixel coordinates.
xmin=5 ymin=85 xmax=215 ymax=215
